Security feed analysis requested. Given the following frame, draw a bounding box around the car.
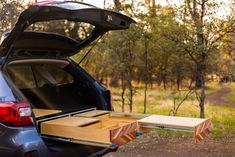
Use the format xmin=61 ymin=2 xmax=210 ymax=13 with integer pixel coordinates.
xmin=0 ymin=1 xmax=134 ymax=157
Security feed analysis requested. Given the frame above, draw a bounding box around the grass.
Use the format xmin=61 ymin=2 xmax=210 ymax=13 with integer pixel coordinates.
xmin=223 ymin=83 xmax=235 ymax=102
xmin=110 ymin=83 xmax=235 ymax=141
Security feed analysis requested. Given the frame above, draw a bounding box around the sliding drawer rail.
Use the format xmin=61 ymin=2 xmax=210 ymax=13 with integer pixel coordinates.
xmin=42 ymin=135 xmax=112 ymax=148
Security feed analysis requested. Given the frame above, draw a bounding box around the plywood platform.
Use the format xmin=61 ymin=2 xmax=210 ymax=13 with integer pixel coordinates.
xmin=74 ymin=110 xmax=110 ymax=117
xmin=138 ymin=115 xmax=211 ymax=143
xmin=42 ymin=116 xmax=100 ymax=127
xmin=33 ymin=109 xmax=62 ymax=118
xmin=138 ymin=115 xmax=206 ymax=129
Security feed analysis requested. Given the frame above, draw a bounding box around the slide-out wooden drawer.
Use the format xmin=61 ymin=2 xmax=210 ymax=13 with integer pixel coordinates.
xmin=37 ymin=109 xmax=211 ymax=146
xmin=40 ymin=111 xmax=138 ymax=147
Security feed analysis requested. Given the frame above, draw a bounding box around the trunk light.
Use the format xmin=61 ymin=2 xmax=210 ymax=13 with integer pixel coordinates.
xmin=19 ymin=107 xmax=32 ymax=117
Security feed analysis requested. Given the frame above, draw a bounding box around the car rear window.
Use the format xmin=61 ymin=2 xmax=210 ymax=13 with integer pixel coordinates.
xmin=7 ymin=64 xmax=74 ymax=89
xmin=0 ymin=72 xmax=16 ymax=102
xmin=43 ymin=65 xmax=74 ymax=85
xmin=26 ymin=21 xmax=95 ymax=41
xmin=7 ymin=65 xmax=36 ymax=89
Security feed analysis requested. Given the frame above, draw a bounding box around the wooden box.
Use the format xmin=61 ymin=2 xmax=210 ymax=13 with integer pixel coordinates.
xmin=39 ymin=110 xmax=138 ymax=147
xmin=36 ymin=109 xmax=211 ymax=146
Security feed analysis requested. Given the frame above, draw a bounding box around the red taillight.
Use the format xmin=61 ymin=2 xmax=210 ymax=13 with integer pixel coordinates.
xmin=0 ymin=102 xmax=33 ymax=127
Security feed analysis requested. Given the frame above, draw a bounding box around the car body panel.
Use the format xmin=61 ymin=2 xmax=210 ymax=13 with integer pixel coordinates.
xmin=0 ymin=124 xmax=48 ymax=157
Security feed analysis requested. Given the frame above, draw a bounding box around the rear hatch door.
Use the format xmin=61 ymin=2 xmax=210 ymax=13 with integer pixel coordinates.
xmin=0 ymin=1 xmax=135 ymax=58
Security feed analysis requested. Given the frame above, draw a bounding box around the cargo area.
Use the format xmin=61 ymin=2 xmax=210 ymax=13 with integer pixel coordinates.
xmin=4 ymin=59 xmax=140 ymax=148
xmin=6 ymin=59 xmax=101 ymax=113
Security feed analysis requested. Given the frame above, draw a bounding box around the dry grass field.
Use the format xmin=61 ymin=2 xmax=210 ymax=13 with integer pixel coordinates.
xmin=104 ymin=82 xmax=235 ymax=157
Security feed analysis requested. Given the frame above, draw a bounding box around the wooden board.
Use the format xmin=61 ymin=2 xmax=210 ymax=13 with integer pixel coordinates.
xmin=110 ymin=122 xmax=137 ymax=146
xmin=42 ymin=116 xmax=100 ymax=127
xmin=74 ymin=110 xmax=110 ymax=117
xmin=138 ymin=115 xmax=211 ymax=143
xmin=111 ymin=112 xmax=149 ymax=119
xmin=194 ymin=119 xmax=211 ymax=143
xmin=138 ymin=115 xmax=207 ymax=129
xmin=33 ymin=109 xmax=62 ymax=118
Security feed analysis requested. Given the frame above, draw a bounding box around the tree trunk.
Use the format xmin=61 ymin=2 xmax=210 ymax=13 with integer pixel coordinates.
xmin=176 ymin=64 xmax=181 ymax=91
xmin=162 ymin=74 xmax=167 ymax=90
xmin=143 ymin=40 xmax=148 ymax=114
xmin=195 ymin=56 xmax=206 ymax=118
xmin=128 ymin=80 xmax=133 ymax=113
xmin=144 ymin=82 xmax=147 ymax=113
xmin=195 ymin=65 xmax=202 ymax=88
xmin=103 ymin=0 xmax=106 ymax=8
xmin=199 ymin=63 xmax=206 ymax=118
xmin=121 ymin=72 xmax=126 ymax=112
xmin=113 ymin=0 xmax=122 ymax=11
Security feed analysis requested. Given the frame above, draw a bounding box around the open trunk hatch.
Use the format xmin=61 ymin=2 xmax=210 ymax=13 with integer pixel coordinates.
xmin=0 ymin=1 xmax=135 ymax=58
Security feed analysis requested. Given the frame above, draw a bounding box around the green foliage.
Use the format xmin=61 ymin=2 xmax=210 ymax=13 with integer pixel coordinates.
xmin=223 ymin=83 xmax=235 ymax=102
xmin=0 ymin=1 xmax=24 ymax=36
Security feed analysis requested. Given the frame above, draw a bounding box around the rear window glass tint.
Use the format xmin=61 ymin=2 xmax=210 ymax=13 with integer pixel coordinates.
xmin=7 ymin=65 xmax=36 ymax=89
xmin=27 ymin=21 xmax=95 ymax=41
xmin=7 ymin=64 xmax=74 ymax=89
xmin=44 ymin=65 xmax=74 ymax=85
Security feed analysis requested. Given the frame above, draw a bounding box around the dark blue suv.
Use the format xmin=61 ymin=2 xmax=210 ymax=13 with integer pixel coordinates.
xmin=0 ymin=1 xmax=134 ymax=156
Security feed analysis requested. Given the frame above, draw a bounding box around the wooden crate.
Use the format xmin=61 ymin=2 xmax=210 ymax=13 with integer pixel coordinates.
xmin=40 ymin=115 xmax=138 ymax=147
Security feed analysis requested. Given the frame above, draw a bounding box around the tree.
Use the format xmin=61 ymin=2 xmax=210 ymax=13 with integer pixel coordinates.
xmin=174 ymin=0 xmax=235 ymax=118
xmin=0 ymin=1 xmax=23 ymax=36
xmin=113 ymin=0 xmax=122 ymax=11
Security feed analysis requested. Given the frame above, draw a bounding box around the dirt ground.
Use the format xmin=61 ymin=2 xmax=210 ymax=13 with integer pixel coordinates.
xmin=207 ymin=85 xmax=235 ymax=108
xmin=104 ymin=132 xmax=235 ymax=157
xmin=104 ymin=85 xmax=235 ymax=157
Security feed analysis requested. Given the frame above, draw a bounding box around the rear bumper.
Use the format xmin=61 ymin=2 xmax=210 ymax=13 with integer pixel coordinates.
xmin=0 ymin=124 xmax=49 ymax=157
